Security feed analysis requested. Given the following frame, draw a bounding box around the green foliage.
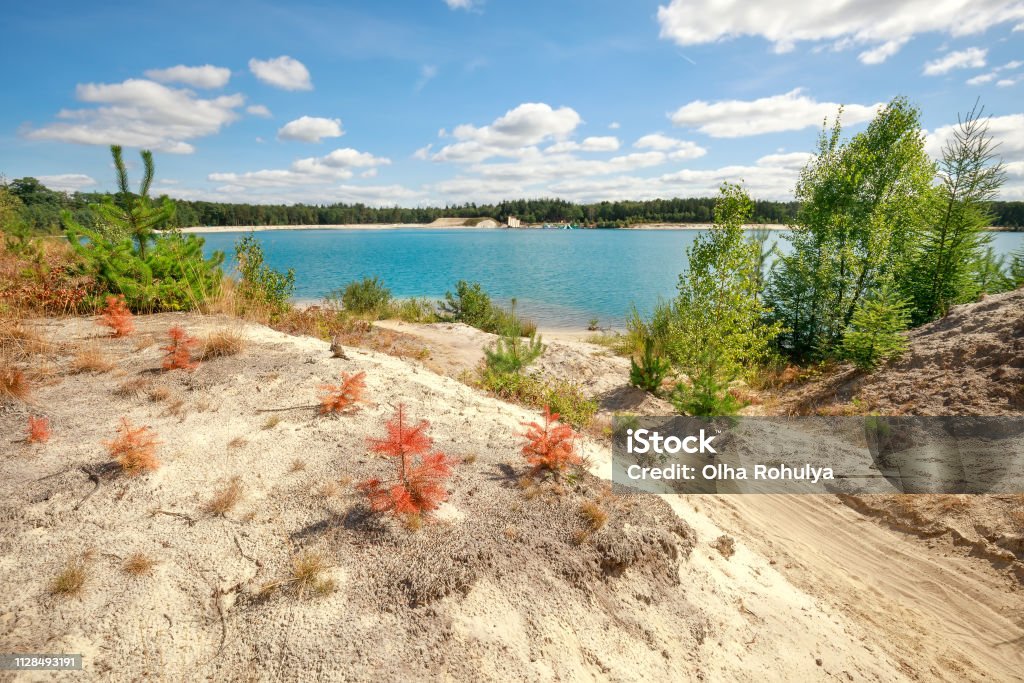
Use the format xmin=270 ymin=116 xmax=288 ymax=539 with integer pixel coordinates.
xmin=484 ymin=328 xmax=545 ymax=375
xmin=968 ymin=247 xmax=1016 ymax=294
xmin=767 ymin=97 xmax=934 ymax=360
xmin=1011 ymin=250 xmax=1024 ymax=286
xmin=664 ymin=182 xmax=784 ymax=381
xmin=62 ymin=146 xmax=223 ymax=311
xmin=840 ymin=285 xmax=911 ymax=371
xmin=338 ymin=277 xmax=392 ymax=315
xmin=385 ymin=297 xmax=439 ymax=323
xmin=234 ymin=233 xmax=295 ymax=316
xmin=629 ymin=337 xmax=672 ymax=394
xmin=904 ymin=102 xmax=1005 ymax=323
xmin=439 ymin=280 xmax=497 ymax=329
xmin=670 ymin=352 xmax=744 ymax=416
xmin=479 ymin=370 xmax=597 ymax=428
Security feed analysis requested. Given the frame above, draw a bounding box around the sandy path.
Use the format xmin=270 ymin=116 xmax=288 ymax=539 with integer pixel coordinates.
xmin=698 ymin=495 xmax=1024 ymax=681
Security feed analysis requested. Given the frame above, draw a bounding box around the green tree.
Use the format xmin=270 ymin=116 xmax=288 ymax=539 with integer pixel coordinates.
xmin=767 ymin=97 xmax=935 ymax=360
xmin=841 ymin=285 xmax=911 ymax=371
xmin=905 ymin=101 xmax=1005 ymax=323
xmin=234 ymin=233 xmax=295 ymax=316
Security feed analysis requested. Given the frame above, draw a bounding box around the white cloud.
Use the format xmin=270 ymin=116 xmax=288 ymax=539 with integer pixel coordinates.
xmin=923 ymin=47 xmax=987 ymax=75
xmin=444 ymin=0 xmax=478 ymax=9
xmin=669 ymin=88 xmax=882 ymax=138
xmin=633 ymin=133 xmax=707 ymax=159
xmin=432 ymin=102 xmax=582 ymax=162
xmin=248 ymin=56 xmax=313 ymax=91
xmin=997 ymin=77 xmax=1020 ymax=86
xmin=144 ymin=64 xmax=231 ymax=89
xmin=247 ymin=104 xmax=272 ymax=117
xmin=608 ymin=121 xmax=621 ymax=129
xmin=208 ymin=147 xmax=391 ymax=189
xmin=25 ymin=78 xmax=245 ymax=153
xmin=277 ymin=116 xmax=344 ymax=142
xmin=657 ymin=0 xmax=1024 ymax=64
xmin=36 ymin=174 xmax=97 ymax=192
xmin=546 ymin=136 xmax=621 ymax=153
xmin=967 ymin=72 xmax=998 ymax=85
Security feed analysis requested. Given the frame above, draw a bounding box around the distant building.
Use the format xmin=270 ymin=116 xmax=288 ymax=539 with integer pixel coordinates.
xmin=507 ymin=216 xmax=521 ymax=228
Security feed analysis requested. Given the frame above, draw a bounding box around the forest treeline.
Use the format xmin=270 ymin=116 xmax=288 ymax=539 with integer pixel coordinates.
xmin=4 ymin=175 xmax=1024 ymax=231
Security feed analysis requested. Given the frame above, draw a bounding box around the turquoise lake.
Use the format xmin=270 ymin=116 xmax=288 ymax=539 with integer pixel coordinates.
xmin=199 ymin=228 xmax=1024 ymax=329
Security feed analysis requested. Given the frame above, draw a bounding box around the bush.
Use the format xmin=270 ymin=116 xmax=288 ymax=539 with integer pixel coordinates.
xmin=385 ymin=297 xmax=438 ymax=323
xmin=439 ymin=280 xmax=496 ymax=328
xmin=520 ymin=406 xmax=581 ymax=477
xmin=106 ymin=418 xmax=160 ymax=475
xmin=99 ymin=295 xmax=134 ymax=337
xmin=162 ymin=326 xmax=198 ymax=371
xmin=234 ymin=233 xmax=295 ymax=318
xmin=841 ymin=285 xmax=911 ymax=371
xmin=318 ymin=371 xmax=367 ymax=414
xmin=357 ymin=404 xmax=454 ymax=519
xmin=670 ymin=352 xmax=744 ymax=416
xmin=629 ymin=337 xmax=671 ymax=394
xmin=484 ymin=328 xmax=544 ymax=375
xmin=480 ymin=370 xmax=597 ymax=428
xmin=339 ymin=277 xmax=392 ymax=315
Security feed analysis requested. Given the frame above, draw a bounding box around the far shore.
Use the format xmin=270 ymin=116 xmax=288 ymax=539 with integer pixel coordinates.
xmin=177 ymin=222 xmax=791 ymax=233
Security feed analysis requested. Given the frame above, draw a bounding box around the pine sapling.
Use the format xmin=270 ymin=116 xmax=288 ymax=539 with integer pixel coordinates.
xmin=357 ymin=404 xmax=454 ymax=519
xmin=106 ymin=418 xmax=161 ymax=475
xmin=318 ymin=371 xmax=367 ymax=415
xmin=99 ymin=295 xmax=134 ymax=337
xmin=521 ymin=406 xmax=581 ymax=476
xmin=26 ymin=415 xmax=51 ymax=444
xmin=161 ymin=325 xmax=198 ymax=371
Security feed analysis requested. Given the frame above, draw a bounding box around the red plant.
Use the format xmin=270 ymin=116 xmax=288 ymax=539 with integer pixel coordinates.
xmin=99 ymin=295 xmax=134 ymax=337
xmin=357 ymin=404 xmax=454 ymax=517
xmin=26 ymin=415 xmax=51 ymax=444
xmin=318 ymin=371 xmax=367 ymax=414
xmin=521 ymin=406 xmax=581 ymax=475
xmin=161 ymin=326 xmax=198 ymax=371
xmin=105 ymin=418 xmax=161 ymax=475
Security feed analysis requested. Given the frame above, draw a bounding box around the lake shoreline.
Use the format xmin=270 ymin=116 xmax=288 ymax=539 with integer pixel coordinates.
xmin=179 ymin=223 xmax=1020 ymax=234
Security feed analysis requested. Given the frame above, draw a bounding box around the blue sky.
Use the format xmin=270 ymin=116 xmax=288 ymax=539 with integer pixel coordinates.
xmin=2 ymin=0 xmax=1023 ymax=205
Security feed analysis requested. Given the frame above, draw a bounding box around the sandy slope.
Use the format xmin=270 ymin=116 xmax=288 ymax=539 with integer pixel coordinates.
xmin=1 ymin=313 xmax=1021 ymax=681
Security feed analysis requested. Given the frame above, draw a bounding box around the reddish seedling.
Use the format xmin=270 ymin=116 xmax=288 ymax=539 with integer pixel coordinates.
xmin=357 ymin=404 xmax=454 ymax=518
xmin=99 ymin=295 xmax=134 ymax=337
xmin=26 ymin=415 xmax=51 ymax=444
xmin=318 ymin=371 xmax=367 ymax=414
xmin=161 ymin=326 xmax=198 ymax=371
xmin=106 ymin=418 xmax=161 ymax=475
xmin=521 ymin=406 xmax=581 ymax=476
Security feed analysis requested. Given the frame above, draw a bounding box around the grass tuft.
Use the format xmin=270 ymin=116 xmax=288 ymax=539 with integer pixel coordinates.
xmin=70 ymin=346 xmax=115 ymax=374
xmin=49 ymin=557 xmax=87 ymax=597
xmin=122 ymin=552 xmax=158 ymax=576
xmin=201 ymin=328 xmax=245 ymax=360
xmin=204 ymin=477 xmax=244 ymax=516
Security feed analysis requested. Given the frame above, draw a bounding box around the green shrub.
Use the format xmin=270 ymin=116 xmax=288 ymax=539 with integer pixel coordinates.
xmin=479 ymin=370 xmax=597 ymax=428
xmin=670 ymin=353 xmax=744 ymax=416
xmin=385 ymin=297 xmax=438 ymax=323
xmin=484 ymin=329 xmax=544 ymax=375
xmin=840 ymin=285 xmax=911 ymax=371
xmin=339 ymin=277 xmax=392 ymax=315
xmin=234 ymin=233 xmax=295 ymax=317
xmin=629 ymin=337 xmax=671 ymax=395
xmin=439 ymin=280 xmax=496 ymax=328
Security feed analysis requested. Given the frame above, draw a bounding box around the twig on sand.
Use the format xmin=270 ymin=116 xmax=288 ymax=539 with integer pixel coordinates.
xmin=255 ymin=404 xmax=318 ymax=413
xmin=73 ymin=466 xmax=102 ymax=511
xmin=150 ymin=508 xmax=197 ymax=525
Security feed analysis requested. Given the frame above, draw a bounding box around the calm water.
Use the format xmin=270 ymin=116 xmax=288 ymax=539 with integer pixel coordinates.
xmin=199 ymin=228 xmax=1024 ymax=329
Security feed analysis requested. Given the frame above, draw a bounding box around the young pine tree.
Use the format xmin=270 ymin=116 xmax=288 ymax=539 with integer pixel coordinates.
xmin=629 ymin=336 xmax=671 ymax=395
xmin=841 ymin=285 xmax=912 ymax=371
xmin=905 ymin=101 xmax=1006 ymax=323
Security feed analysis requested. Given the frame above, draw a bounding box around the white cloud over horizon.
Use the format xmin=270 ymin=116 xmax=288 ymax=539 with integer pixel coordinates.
xmin=144 ymin=64 xmax=231 ymax=88
xmin=657 ymin=0 xmax=1024 ymax=64
xmin=431 ymin=102 xmax=583 ymax=162
xmin=248 ymin=56 xmax=313 ymax=91
xmin=35 ymin=173 xmax=97 ymax=191
xmin=277 ymin=116 xmax=344 ymax=142
xmin=923 ymin=47 xmax=988 ymax=75
xmin=669 ymin=89 xmax=883 ymax=137
xmin=24 ymin=78 xmax=245 ymax=153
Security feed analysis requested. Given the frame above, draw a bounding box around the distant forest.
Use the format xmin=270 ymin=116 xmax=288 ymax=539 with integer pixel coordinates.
xmin=5 ymin=176 xmax=1024 ymax=231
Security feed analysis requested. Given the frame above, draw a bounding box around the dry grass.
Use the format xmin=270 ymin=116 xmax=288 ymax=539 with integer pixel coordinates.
xmin=0 ymin=320 xmax=54 ymax=359
xmin=70 ymin=346 xmax=116 ymax=374
xmin=205 ymin=477 xmax=244 ymax=516
xmin=146 ymin=385 xmax=171 ymax=402
xmin=462 ymin=453 xmax=478 ymax=465
xmin=49 ymin=557 xmax=87 ymax=597
xmin=290 ymin=458 xmax=307 ymax=472
xmin=712 ymin=535 xmax=736 ymax=559
xmin=122 ymin=552 xmax=158 ymax=576
xmin=262 ymin=415 xmax=282 ymax=430
xmin=579 ymin=501 xmax=608 ymax=531
xmin=1 ymin=359 xmax=30 ymax=403
xmin=290 ymin=551 xmax=334 ymax=598
xmin=201 ymin=328 xmax=245 ymax=360
xmin=227 ymin=436 xmax=248 ymax=449
xmin=133 ymin=335 xmax=156 ymax=351
xmin=114 ymin=376 xmax=151 ymax=399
